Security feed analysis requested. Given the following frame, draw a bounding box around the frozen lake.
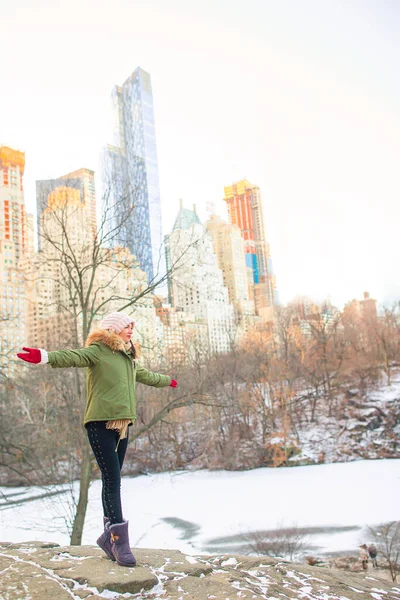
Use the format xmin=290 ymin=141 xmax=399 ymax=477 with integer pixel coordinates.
xmin=1 ymin=458 xmax=399 ymax=557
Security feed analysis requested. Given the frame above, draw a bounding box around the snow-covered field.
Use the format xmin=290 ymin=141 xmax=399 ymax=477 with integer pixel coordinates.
xmin=1 ymin=458 xmax=399 ymax=557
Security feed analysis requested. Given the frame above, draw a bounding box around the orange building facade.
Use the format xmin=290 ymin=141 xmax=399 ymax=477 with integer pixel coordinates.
xmin=0 ymin=146 xmax=34 ymax=366
xmin=224 ymin=180 xmax=256 ymax=257
xmin=223 ymin=179 xmax=277 ymax=310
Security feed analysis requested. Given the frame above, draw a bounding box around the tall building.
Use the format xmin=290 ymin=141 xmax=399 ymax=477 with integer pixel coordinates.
xmin=102 ymin=143 xmax=128 ymax=246
xmin=61 ymin=168 xmax=97 ymax=234
xmin=107 ymin=67 xmax=165 ymax=285
xmin=343 ymin=291 xmax=378 ymax=322
xmin=206 ymin=214 xmax=256 ymax=320
xmin=154 ymin=298 xmax=209 ymax=365
xmin=165 ymin=203 xmax=235 ymax=355
xmin=40 ymin=185 xmax=96 ymax=250
xmin=224 ymin=179 xmax=277 ymax=309
xmin=36 ymin=168 xmax=96 ymax=247
xmin=25 ymin=183 xmax=99 ymax=348
xmin=0 ymin=146 xmax=34 ymax=364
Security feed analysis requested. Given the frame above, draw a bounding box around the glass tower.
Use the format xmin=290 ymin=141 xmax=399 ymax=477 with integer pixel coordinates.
xmin=110 ymin=67 xmax=165 ymax=285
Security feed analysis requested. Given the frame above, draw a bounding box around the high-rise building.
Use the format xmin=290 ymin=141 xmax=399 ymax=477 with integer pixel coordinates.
xmin=102 ymin=144 xmax=128 ymax=246
xmin=0 ymin=146 xmax=34 ymax=364
xmin=224 ymin=180 xmax=258 ymax=282
xmin=154 ymin=301 xmax=187 ymax=364
xmin=154 ymin=297 xmax=209 ymax=365
xmin=108 ymin=67 xmax=165 ymax=285
xmin=36 ymin=168 xmax=96 ymax=247
xmin=224 ymin=179 xmax=277 ymax=310
xmin=343 ymin=291 xmax=378 ymax=322
xmin=26 ymin=183 xmax=99 ymax=348
xmin=206 ymin=214 xmax=256 ymax=319
xmin=40 ymin=184 xmax=96 ymax=250
xmin=165 ymin=203 xmax=235 ymax=355
xmin=61 ymin=168 xmax=97 ymax=234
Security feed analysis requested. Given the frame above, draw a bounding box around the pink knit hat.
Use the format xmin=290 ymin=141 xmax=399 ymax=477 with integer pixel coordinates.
xmin=100 ymin=312 xmax=135 ymax=334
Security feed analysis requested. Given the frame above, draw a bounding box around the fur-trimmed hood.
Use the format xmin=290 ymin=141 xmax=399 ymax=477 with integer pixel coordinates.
xmin=85 ymin=328 xmax=142 ymax=358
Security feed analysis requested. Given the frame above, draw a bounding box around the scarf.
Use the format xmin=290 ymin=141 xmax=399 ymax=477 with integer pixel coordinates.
xmin=106 ymin=419 xmax=132 ymax=451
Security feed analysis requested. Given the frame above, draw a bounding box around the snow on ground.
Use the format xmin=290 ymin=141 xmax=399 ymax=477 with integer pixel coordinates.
xmin=291 ymin=370 xmax=400 ymax=465
xmin=370 ymin=371 xmax=400 ymax=405
xmin=1 ymin=458 xmax=399 ymax=557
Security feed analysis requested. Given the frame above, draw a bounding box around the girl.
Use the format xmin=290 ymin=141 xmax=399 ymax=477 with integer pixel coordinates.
xmin=17 ymin=311 xmax=177 ymax=567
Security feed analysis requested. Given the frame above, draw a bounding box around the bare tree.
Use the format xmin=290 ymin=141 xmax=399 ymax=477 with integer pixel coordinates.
xmin=304 ymin=310 xmax=346 ymax=417
xmin=243 ymin=523 xmax=309 ymax=561
xmin=369 ymin=521 xmax=400 ymax=582
xmin=15 ymin=173 xmax=205 ymax=544
xmin=341 ymin=306 xmax=380 ymax=395
xmin=371 ymin=305 xmax=400 ymax=386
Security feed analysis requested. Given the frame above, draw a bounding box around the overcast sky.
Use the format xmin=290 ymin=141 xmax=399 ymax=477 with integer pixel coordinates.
xmin=1 ymin=0 xmax=399 ymax=307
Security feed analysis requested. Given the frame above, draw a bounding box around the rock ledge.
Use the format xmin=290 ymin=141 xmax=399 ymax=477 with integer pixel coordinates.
xmin=1 ymin=541 xmax=399 ymax=599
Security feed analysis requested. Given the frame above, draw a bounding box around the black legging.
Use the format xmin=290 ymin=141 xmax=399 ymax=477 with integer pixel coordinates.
xmin=86 ymin=421 xmax=129 ymax=524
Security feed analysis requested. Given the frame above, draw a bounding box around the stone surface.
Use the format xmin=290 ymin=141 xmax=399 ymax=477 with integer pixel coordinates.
xmin=1 ymin=541 xmax=400 ymax=599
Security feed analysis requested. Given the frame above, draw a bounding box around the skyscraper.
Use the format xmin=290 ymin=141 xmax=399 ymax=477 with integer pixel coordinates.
xmin=36 ymin=168 xmax=96 ymax=247
xmin=165 ymin=203 xmax=235 ymax=355
xmin=206 ymin=214 xmax=255 ymax=313
xmin=224 ymin=179 xmax=259 ymax=283
xmin=224 ymin=179 xmax=277 ymax=309
xmin=0 ymin=146 xmax=34 ymax=363
xmin=26 ymin=181 xmax=98 ymax=348
xmin=108 ymin=67 xmax=165 ymax=285
xmin=206 ymin=213 xmax=260 ymax=334
xmin=61 ymin=168 xmax=97 ymax=234
xmin=40 ymin=185 xmax=95 ymax=250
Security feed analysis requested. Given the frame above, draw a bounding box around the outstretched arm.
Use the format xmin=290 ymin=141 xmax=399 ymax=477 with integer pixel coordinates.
xmin=17 ymin=344 xmax=102 ymax=368
xmin=135 ymin=365 xmax=174 ymax=388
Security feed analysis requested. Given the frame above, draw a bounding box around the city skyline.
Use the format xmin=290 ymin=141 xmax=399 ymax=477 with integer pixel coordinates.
xmin=1 ymin=0 xmax=399 ymax=306
xmin=0 ymin=140 xmax=384 ymax=368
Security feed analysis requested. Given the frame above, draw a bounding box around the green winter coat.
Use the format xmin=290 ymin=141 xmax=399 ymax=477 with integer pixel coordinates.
xmin=47 ymin=329 xmax=171 ymax=426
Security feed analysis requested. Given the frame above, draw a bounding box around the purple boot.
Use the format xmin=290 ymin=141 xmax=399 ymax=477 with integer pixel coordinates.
xmin=96 ymin=516 xmax=115 ymax=561
xmin=107 ymin=520 xmax=136 ymax=567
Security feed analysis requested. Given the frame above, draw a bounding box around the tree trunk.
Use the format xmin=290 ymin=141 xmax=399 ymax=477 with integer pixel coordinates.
xmin=310 ymin=387 xmax=318 ymax=422
xmin=385 ymin=352 xmax=391 ymax=386
xmin=70 ymin=439 xmax=93 ymax=545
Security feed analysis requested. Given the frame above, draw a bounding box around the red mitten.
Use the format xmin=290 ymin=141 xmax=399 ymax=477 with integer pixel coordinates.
xmin=170 ymin=379 xmax=178 ymax=388
xmin=17 ymin=347 xmax=43 ymax=364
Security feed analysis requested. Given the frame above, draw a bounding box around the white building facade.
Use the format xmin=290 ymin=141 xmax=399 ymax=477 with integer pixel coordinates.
xmin=165 ymin=204 xmax=235 ymax=355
